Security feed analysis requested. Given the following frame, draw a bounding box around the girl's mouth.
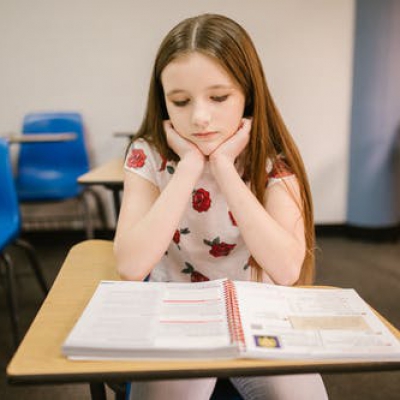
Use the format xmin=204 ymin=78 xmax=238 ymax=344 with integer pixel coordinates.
xmin=193 ymin=131 xmax=218 ymax=139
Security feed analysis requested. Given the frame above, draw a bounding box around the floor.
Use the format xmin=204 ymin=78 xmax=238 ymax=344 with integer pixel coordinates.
xmin=0 ymin=231 xmax=399 ymax=400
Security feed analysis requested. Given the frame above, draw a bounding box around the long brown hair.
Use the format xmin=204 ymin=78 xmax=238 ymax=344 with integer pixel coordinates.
xmin=134 ymin=13 xmax=315 ymax=285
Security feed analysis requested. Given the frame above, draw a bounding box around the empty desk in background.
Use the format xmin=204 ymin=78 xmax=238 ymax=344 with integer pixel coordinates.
xmin=3 ymin=133 xmax=77 ymax=144
xmin=78 ymin=159 xmax=124 ymax=221
xmin=6 ymin=240 xmax=400 ymax=400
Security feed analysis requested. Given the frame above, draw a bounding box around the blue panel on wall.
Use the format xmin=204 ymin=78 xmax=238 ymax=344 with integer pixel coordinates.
xmin=347 ymin=0 xmax=400 ymax=227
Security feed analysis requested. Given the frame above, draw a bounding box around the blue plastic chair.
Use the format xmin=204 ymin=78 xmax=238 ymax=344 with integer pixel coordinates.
xmin=0 ymin=138 xmax=49 ymax=348
xmin=15 ymin=112 xmax=107 ymax=238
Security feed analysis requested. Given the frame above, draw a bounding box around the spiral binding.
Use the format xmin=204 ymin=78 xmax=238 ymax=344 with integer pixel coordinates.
xmin=224 ymin=280 xmax=246 ymax=351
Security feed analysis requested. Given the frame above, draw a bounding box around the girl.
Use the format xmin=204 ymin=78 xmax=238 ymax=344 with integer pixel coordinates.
xmin=114 ymin=13 xmax=328 ymax=400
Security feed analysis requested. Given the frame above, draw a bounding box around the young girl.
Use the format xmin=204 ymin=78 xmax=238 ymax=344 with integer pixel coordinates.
xmin=114 ymin=13 xmax=328 ymax=400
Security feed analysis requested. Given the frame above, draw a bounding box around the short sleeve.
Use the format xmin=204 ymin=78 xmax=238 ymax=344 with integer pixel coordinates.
xmin=124 ymin=139 xmax=163 ymax=187
xmin=266 ymin=155 xmax=295 ymax=187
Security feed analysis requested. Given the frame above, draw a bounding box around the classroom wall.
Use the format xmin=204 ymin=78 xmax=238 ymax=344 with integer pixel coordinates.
xmin=0 ymin=0 xmax=355 ymax=225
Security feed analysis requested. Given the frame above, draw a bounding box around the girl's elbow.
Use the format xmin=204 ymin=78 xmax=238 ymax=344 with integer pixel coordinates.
xmin=113 ymin=242 xmax=147 ymax=281
xmin=277 ymin=248 xmax=305 ymax=286
xmin=116 ymin=260 xmax=149 ymax=281
xmin=281 ymin=264 xmax=301 ymax=286
xmin=287 ymin=249 xmax=306 ymax=286
xmin=118 ymin=268 xmax=144 ymax=281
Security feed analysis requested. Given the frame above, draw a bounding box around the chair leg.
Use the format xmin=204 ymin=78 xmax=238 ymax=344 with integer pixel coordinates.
xmin=106 ymin=382 xmax=127 ymax=400
xmin=1 ymin=252 xmax=21 ymax=348
xmin=85 ymin=188 xmax=109 ymax=230
xmin=14 ymin=238 xmax=49 ymax=295
xmin=90 ymin=383 xmax=107 ymax=400
xmin=210 ymin=378 xmax=244 ymax=400
xmin=80 ymin=192 xmax=94 ymax=239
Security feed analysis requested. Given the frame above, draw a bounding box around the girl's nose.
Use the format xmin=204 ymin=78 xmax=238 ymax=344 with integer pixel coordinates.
xmin=191 ymin=101 xmax=210 ymax=130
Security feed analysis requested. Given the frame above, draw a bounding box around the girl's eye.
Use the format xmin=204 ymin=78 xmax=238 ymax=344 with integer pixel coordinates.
xmin=172 ymin=99 xmax=190 ymax=107
xmin=211 ymin=95 xmax=229 ymax=103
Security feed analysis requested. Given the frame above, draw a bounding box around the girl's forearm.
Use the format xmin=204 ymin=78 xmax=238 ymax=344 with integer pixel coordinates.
xmin=210 ymin=157 xmax=305 ymax=285
xmin=115 ymin=157 xmax=203 ymax=280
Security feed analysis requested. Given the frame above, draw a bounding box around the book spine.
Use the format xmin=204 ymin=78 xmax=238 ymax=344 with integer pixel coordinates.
xmin=224 ymin=280 xmax=246 ymax=351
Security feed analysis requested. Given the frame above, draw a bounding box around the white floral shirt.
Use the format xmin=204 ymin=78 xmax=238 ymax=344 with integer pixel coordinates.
xmin=124 ymin=138 xmax=293 ymax=283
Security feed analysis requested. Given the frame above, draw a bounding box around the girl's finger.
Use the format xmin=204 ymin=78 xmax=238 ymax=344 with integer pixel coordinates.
xmin=239 ymin=118 xmax=252 ymax=134
xmin=163 ymin=120 xmax=174 ymax=133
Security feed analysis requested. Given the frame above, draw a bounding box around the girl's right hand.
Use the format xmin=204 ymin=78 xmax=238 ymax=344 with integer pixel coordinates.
xmin=163 ymin=120 xmax=205 ymax=167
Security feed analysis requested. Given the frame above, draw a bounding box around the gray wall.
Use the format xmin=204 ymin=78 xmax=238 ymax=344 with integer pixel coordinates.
xmin=0 ymin=0 xmax=355 ymax=225
xmin=347 ymin=0 xmax=400 ymax=227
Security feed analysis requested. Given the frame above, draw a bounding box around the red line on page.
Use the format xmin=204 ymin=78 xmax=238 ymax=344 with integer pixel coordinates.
xmin=159 ymin=319 xmax=223 ymax=323
xmin=163 ymin=298 xmax=221 ymax=303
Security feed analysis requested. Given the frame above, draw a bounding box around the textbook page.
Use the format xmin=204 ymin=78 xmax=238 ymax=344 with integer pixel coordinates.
xmin=62 ymin=280 xmax=237 ymax=359
xmin=233 ymin=281 xmax=400 ymax=360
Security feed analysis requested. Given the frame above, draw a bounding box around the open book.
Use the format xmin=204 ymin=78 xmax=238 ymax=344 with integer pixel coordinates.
xmin=62 ymin=279 xmax=400 ymax=361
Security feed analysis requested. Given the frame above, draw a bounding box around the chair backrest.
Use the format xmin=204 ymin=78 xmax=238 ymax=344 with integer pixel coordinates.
xmin=17 ymin=112 xmax=90 ymax=175
xmin=0 ymin=139 xmax=21 ymax=248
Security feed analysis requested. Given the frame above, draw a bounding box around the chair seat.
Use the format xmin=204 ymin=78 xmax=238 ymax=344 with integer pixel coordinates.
xmin=16 ymin=168 xmax=84 ymax=201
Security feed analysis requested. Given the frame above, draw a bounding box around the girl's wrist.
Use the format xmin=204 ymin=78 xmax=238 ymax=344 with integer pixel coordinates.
xmin=209 ymin=153 xmax=235 ymax=176
xmin=209 ymin=151 xmax=233 ymax=167
xmin=178 ymin=151 xmax=205 ymax=177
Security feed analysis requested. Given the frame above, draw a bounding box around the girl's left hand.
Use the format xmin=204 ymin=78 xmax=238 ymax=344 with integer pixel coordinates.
xmin=209 ymin=118 xmax=252 ymax=164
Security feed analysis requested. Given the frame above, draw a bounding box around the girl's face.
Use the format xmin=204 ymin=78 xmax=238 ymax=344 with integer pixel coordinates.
xmin=161 ymin=52 xmax=246 ymax=155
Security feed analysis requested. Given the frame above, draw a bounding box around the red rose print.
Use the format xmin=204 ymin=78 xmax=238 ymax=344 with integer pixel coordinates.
xmin=159 ymin=156 xmax=175 ymax=174
xmin=172 ymin=227 xmax=190 ymax=250
xmin=269 ymin=158 xmax=292 ymax=179
xmin=181 ymin=262 xmax=209 ymax=282
xmin=204 ymin=237 xmax=236 ymax=257
xmin=173 ymin=229 xmax=180 ymax=244
xmin=159 ymin=156 xmax=167 ymax=171
xmin=210 ymin=242 xmax=236 ymax=257
xmin=191 ymin=271 xmax=209 ymax=282
xmin=127 ymin=148 xmax=146 ymax=169
xmin=192 ymin=188 xmax=211 ymax=212
xmin=228 ymin=211 xmax=237 ymax=226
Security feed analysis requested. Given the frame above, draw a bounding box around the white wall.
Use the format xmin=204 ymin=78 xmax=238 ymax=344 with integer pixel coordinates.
xmin=0 ymin=0 xmax=355 ymax=224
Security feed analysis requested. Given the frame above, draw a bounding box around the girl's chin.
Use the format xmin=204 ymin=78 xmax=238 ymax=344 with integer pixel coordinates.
xmin=196 ymin=142 xmax=218 ymax=156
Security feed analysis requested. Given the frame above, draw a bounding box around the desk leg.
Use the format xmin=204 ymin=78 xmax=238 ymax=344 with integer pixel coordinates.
xmin=90 ymin=382 xmax=107 ymax=400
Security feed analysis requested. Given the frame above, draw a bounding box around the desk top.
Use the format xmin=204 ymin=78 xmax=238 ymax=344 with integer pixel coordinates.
xmin=78 ymin=159 xmax=124 ymax=186
xmin=7 ymin=240 xmax=400 ymax=385
xmin=4 ymin=133 xmax=77 ymax=143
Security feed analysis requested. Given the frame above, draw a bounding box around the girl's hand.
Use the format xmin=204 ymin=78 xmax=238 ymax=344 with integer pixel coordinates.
xmin=163 ymin=120 xmax=205 ymax=169
xmin=209 ymin=118 xmax=252 ymax=164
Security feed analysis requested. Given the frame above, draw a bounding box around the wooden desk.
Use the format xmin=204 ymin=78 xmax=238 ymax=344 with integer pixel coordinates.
xmin=7 ymin=240 xmax=400 ymax=400
xmin=78 ymin=159 xmax=124 ymax=220
xmin=113 ymin=131 xmax=135 ymax=139
xmin=3 ymin=133 xmax=77 ymax=143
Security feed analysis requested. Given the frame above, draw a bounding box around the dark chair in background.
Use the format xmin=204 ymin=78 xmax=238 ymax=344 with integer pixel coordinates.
xmin=15 ymin=112 xmax=107 ymax=238
xmin=0 ymin=138 xmax=49 ymax=348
